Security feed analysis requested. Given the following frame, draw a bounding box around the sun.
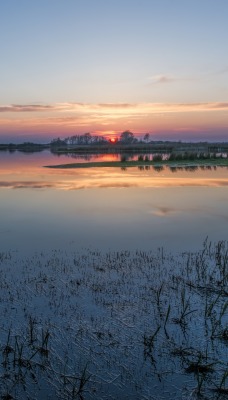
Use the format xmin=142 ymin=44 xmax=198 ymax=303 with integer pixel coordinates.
xmin=109 ymin=137 xmax=117 ymax=143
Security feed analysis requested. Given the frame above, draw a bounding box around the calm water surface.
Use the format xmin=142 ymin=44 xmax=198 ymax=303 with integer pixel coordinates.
xmin=0 ymin=150 xmax=228 ymax=254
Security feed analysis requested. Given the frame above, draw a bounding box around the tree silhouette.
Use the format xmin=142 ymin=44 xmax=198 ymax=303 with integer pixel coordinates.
xmin=119 ymin=130 xmax=136 ymax=144
xmin=144 ymin=133 xmax=150 ymax=143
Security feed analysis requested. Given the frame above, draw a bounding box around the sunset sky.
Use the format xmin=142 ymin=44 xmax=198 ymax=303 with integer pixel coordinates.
xmin=1 ymin=0 xmax=228 ymax=142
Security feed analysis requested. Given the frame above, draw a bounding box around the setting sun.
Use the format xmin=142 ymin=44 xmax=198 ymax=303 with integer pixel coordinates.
xmin=1 ymin=2 xmax=228 ymax=398
xmin=109 ymin=137 xmax=117 ymax=143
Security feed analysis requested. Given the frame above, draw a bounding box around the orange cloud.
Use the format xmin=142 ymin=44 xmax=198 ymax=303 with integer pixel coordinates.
xmin=1 ymin=102 xmax=228 ymax=114
xmin=0 ymin=101 xmax=228 ymax=138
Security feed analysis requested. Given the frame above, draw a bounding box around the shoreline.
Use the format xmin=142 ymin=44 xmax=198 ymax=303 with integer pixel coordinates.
xmin=44 ymin=158 xmax=228 ymax=169
xmin=1 ymin=141 xmax=228 ymax=154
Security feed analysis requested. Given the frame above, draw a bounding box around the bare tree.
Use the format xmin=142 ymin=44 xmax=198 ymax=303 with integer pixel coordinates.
xmin=144 ymin=133 xmax=150 ymax=143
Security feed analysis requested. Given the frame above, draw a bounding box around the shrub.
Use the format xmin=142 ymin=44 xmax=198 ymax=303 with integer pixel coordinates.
xmin=168 ymin=153 xmax=176 ymax=161
xmin=121 ymin=155 xmax=127 ymax=162
xmin=153 ymin=154 xmax=162 ymax=162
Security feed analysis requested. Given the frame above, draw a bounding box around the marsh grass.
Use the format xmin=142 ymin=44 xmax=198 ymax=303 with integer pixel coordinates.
xmin=0 ymin=240 xmax=227 ymax=399
xmin=44 ymin=153 xmax=228 ymax=169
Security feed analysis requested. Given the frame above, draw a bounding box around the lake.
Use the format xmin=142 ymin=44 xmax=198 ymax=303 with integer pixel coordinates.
xmin=0 ymin=150 xmax=228 ymax=254
xmin=0 ymin=150 xmax=228 ymax=400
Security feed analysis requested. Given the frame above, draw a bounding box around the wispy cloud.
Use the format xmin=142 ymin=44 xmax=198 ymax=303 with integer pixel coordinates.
xmin=151 ymin=206 xmax=179 ymax=217
xmin=148 ymin=73 xmax=199 ymax=85
xmin=97 ymin=103 xmax=138 ymax=109
xmin=149 ymin=74 xmax=176 ymax=84
xmin=0 ymin=104 xmax=56 ymax=112
xmin=0 ymin=102 xmax=227 ymax=139
xmin=1 ymin=102 xmax=228 ymax=114
xmin=0 ymin=103 xmax=139 ymax=113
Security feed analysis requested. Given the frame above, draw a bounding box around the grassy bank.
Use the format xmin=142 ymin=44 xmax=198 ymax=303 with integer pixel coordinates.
xmin=44 ymin=158 xmax=228 ymax=169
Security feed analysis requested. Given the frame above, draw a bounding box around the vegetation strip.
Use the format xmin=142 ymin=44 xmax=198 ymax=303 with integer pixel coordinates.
xmin=0 ymin=239 xmax=227 ymax=399
xmin=44 ymin=159 xmax=228 ymax=169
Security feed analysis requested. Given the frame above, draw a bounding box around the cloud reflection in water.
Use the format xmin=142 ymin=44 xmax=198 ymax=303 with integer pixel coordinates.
xmin=0 ymin=176 xmax=228 ymax=190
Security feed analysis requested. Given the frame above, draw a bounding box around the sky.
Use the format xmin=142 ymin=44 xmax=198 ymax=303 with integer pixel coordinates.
xmin=0 ymin=0 xmax=228 ymax=143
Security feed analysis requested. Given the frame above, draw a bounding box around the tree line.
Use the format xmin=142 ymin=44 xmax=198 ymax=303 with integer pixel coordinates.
xmin=50 ymin=131 xmax=151 ymax=146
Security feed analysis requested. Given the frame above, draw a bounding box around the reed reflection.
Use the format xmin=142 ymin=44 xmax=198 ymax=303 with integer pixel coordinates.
xmin=0 ymin=151 xmax=228 ymax=191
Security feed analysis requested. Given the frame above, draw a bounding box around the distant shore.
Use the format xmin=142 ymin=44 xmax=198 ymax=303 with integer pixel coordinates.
xmin=1 ymin=141 xmax=228 ymax=154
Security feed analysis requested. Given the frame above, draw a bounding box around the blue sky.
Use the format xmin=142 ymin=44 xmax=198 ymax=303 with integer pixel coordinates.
xmin=0 ymin=0 xmax=228 ymax=141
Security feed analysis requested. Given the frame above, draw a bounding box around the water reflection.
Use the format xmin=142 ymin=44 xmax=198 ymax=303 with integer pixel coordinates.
xmin=57 ymin=152 xmax=121 ymax=162
xmin=0 ymin=150 xmax=228 ymax=190
xmin=1 ymin=173 xmax=228 ymax=190
xmin=0 ymin=150 xmax=228 ymax=254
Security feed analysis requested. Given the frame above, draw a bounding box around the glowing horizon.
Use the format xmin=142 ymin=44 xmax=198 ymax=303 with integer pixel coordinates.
xmin=0 ymin=1 xmax=228 ymax=143
xmin=0 ymin=101 xmax=228 ymax=143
